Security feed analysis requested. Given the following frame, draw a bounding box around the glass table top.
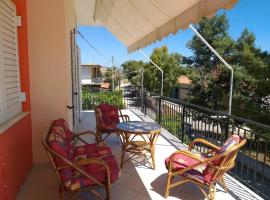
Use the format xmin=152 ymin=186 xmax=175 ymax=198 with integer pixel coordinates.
xmin=117 ymin=121 xmax=161 ymax=133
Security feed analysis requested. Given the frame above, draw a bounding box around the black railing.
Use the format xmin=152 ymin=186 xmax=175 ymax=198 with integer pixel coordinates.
xmin=135 ymin=92 xmax=270 ymax=199
xmin=83 ymin=88 xmax=270 ymax=198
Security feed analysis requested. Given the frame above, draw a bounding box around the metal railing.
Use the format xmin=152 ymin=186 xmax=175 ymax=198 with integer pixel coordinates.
xmin=83 ymin=88 xmax=270 ymax=198
xmin=136 ymin=92 xmax=270 ymax=199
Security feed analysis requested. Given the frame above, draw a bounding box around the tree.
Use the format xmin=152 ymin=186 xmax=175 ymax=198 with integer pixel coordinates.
xmin=187 ymin=14 xmax=235 ymax=110
xmin=122 ymin=46 xmax=185 ymax=96
xmin=147 ymin=46 xmax=183 ymax=96
xmin=104 ymin=67 xmax=121 ymax=90
xmin=122 ymin=60 xmax=144 ymax=86
xmin=186 ymin=14 xmax=270 ymax=125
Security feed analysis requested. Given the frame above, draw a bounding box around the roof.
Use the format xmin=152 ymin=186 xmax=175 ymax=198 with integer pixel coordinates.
xmin=81 ymin=64 xmax=102 ymax=68
xmin=75 ymin=0 xmax=238 ymax=52
xmin=177 ymin=75 xmax=192 ymax=85
xmin=101 ymin=82 xmax=110 ymax=89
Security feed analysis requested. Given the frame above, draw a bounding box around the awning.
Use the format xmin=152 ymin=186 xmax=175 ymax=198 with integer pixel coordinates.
xmin=75 ymin=0 xmax=238 ymax=53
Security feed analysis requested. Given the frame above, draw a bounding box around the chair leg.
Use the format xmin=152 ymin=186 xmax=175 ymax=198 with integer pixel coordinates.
xmin=151 ymin=147 xmax=156 ymax=170
xmin=208 ymin=184 xmax=216 ymax=200
xmin=96 ymin=132 xmax=101 ymax=143
xmin=120 ymin=148 xmax=126 ymax=168
xmin=59 ymin=191 xmax=64 ymax=200
xmin=105 ymin=183 xmax=111 ymax=200
xmin=219 ymin=176 xmax=228 ymax=193
xmin=164 ymin=173 xmax=172 ymax=198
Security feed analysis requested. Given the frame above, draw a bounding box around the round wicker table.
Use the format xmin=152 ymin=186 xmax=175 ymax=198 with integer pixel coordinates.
xmin=116 ymin=121 xmax=161 ymax=169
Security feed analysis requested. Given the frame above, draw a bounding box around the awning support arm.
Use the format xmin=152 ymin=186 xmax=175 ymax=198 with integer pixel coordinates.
xmin=139 ymin=50 xmax=164 ymax=97
xmin=189 ymin=24 xmax=233 ymax=115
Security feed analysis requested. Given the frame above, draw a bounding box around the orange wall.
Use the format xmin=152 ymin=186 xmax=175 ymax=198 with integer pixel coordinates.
xmin=0 ymin=1 xmax=33 ymax=200
xmin=0 ymin=115 xmax=32 ymax=200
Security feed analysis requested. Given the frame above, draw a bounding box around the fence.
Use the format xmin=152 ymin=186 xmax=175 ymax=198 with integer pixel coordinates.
xmin=83 ymin=88 xmax=270 ymax=198
xmin=137 ymin=92 xmax=270 ymax=199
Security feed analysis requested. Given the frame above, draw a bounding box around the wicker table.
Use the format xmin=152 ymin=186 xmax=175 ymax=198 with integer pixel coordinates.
xmin=117 ymin=121 xmax=161 ymax=169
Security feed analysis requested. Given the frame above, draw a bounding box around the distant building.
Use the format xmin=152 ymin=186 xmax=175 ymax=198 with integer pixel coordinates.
xmin=81 ymin=64 xmax=105 ymax=86
xmin=172 ymin=75 xmax=193 ymax=101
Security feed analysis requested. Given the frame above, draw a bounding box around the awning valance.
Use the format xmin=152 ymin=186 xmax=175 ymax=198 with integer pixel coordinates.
xmin=75 ymin=0 xmax=238 ymax=52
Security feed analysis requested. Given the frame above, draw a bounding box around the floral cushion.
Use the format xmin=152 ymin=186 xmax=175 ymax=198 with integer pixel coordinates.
xmin=71 ymin=143 xmax=118 ymax=191
xmin=165 ymin=151 xmax=206 ymax=173
xmin=51 ymin=119 xmax=74 ymax=157
xmin=70 ymin=154 xmax=120 ymax=191
xmin=47 ymin=119 xmax=119 ymax=190
xmin=185 ymin=169 xmax=205 ymax=183
xmin=73 ymin=142 xmax=112 ymax=161
xmin=47 ymin=123 xmax=73 ymax=188
xmin=203 ymin=134 xmax=241 ymax=183
xmin=220 ymin=134 xmax=240 ymax=153
xmin=96 ymin=104 xmax=120 ymax=131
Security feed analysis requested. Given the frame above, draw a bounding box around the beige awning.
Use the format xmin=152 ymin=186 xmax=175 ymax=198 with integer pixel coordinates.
xmin=75 ymin=0 xmax=238 ymax=53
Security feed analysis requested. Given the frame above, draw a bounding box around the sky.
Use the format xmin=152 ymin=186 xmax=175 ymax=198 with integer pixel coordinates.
xmin=77 ymin=0 xmax=270 ymax=67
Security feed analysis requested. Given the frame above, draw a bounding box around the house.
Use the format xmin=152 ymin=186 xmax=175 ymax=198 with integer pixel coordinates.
xmin=172 ymin=75 xmax=193 ymax=100
xmin=0 ymin=0 xmax=267 ymax=199
xmin=81 ymin=64 xmax=103 ymax=85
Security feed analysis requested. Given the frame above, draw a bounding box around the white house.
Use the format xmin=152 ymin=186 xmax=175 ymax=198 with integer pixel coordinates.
xmin=80 ymin=64 xmax=105 ymax=85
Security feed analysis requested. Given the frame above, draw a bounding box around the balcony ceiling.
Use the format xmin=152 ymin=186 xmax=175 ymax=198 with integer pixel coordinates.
xmin=74 ymin=0 xmax=238 ymax=52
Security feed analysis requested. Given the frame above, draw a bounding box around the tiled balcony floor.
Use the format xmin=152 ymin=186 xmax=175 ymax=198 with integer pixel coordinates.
xmin=16 ymin=109 xmax=263 ymax=200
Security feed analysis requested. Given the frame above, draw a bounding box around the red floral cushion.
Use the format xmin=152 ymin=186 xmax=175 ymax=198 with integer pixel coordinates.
xmin=47 ymin=126 xmax=73 ymax=188
xmin=70 ymin=154 xmax=119 ymax=191
xmin=203 ymin=135 xmax=241 ymax=183
xmin=51 ymin=119 xmax=75 ymax=157
xmin=96 ymin=104 xmax=120 ymax=130
xmin=70 ymin=146 xmax=119 ymax=191
xmin=47 ymin=118 xmax=120 ymax=190
xmin=165 ymin=151 xmax=206 ymax=173
xmin=73 ymin=142 xmax=112 ymax=161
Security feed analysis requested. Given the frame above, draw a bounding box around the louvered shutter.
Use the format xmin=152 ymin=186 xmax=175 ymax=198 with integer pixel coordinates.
xmin=0 ymin=0 xmax=21 ymax=124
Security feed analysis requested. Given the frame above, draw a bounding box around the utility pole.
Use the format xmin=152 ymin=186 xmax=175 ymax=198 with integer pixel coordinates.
xmin=141 ymin=68 xmax=144 ymax=109
xmin=112 ymin=56 xmax=115 ymax=91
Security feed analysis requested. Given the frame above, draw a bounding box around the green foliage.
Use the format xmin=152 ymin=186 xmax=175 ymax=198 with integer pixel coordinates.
xmin=122 ymin=46 xmax=185 ymax=96
xmin=103 ymin=67 xmax=121 ymax=89
xmin=160 ymin=114 xmax=181 ymax=136
xmin=187 ymin=14 xmax=235 ymax=71
xmin=122 ymin=60 xmax=144 ymax=86
xmin=185 ymin=14 xmax=270 ymax=125
xmin=82 ymin=89 xmax=124 ymax=110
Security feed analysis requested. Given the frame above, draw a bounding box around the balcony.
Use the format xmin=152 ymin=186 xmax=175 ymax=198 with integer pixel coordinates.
xmin=16 ymin=89 xmax=268 ymax=199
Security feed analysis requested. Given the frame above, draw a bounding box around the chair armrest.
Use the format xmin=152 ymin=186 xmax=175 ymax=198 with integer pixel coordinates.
xmin=76 ymin=130 xmax=96 ymax=137
xmin=119 ymin=114 xmax=130 ymax=122
xmin=73 ymin=130 xmax=96 ymax=144
xmin=188 ymin=138 xmax=220 ymax=151
xmin=49 ymin=146 xmax=110 ymax=187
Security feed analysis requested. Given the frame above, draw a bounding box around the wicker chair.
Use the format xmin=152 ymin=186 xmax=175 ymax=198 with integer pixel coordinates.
xmin=95 ymin=103 xmax=130 ymax=142
xmin=42 ymin=119 xmax=120 ymax=200
xmin=164 ymin=135 xmax=246 ymax=200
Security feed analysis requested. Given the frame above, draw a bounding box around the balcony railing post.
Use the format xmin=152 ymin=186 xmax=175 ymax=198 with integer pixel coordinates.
xmin=158 ymin=96 xmax=162 ymax=124
xmin=181 ymin=106 xmax=186 ymax=142
xmin=224 ymin=116 xmax=230 ymax=141
xmin=144 ymin=92 xmax=147 ymax=115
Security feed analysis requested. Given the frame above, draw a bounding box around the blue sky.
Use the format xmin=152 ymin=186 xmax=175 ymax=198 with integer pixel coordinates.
xmin=77 ymin=0 xmax=270 ymax=67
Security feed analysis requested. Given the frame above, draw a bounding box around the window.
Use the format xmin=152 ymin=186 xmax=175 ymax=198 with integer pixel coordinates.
xmin=0 ymin=0 xmax=22 ymax=124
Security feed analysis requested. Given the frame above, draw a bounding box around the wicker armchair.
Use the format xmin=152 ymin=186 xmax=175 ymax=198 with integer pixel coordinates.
xmin=95 ymin=103 xmax=130 ymax=142
xmin=42 ymin=119 xmax=120 ymax=200
xmin=164 ymin=135 xmax=246 ymax=200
